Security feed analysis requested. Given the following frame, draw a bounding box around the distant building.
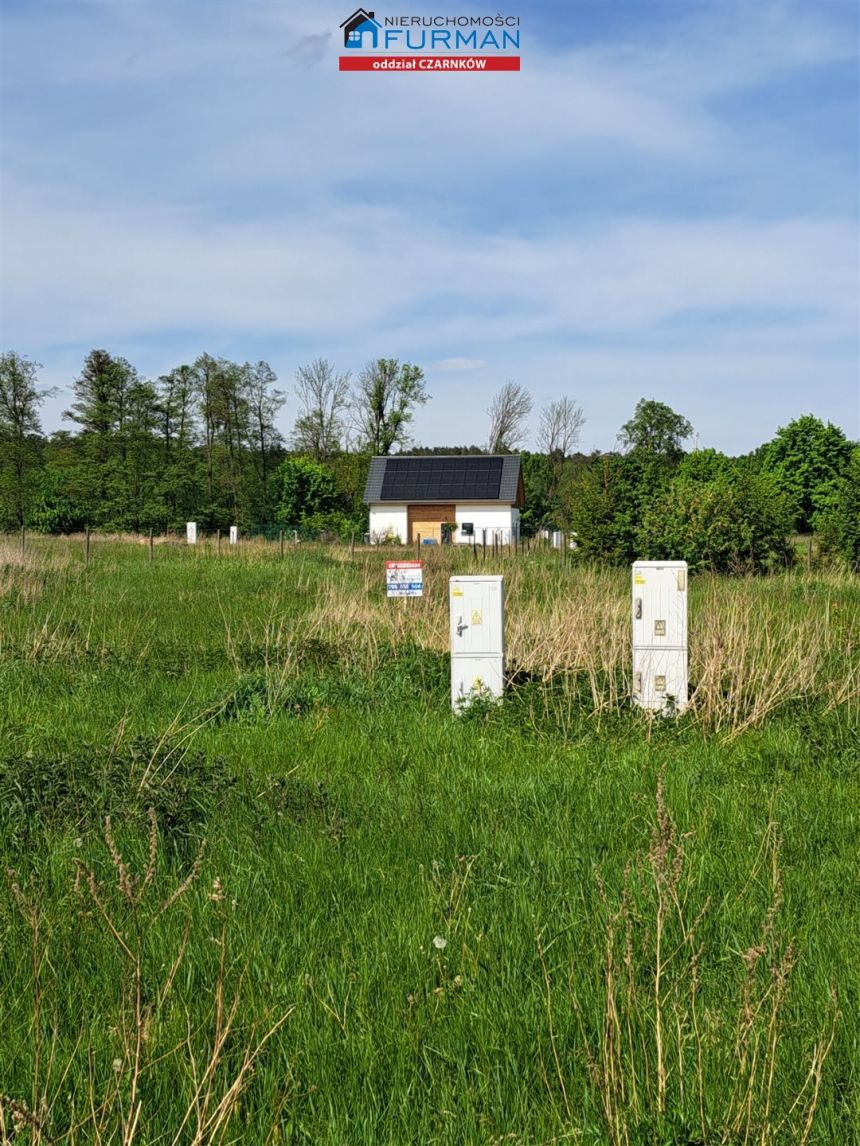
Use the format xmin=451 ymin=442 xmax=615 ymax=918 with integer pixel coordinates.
xmin=363 ymin=455 xmax=524 ymax=545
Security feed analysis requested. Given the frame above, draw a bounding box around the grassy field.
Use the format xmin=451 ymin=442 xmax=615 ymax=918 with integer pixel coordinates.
xmin=0 ymin=535 xmax=858 ymax=1144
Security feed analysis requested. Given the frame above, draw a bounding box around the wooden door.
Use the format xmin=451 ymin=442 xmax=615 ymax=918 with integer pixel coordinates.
xmin=407 ymin=504 xmax=455 ymax=543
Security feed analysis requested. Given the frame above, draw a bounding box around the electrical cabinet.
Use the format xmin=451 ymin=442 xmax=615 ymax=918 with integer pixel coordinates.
xmin=632 ymin=561 xmax=687 ymax=648
xmin=632 ymin=647 xmax=689 ymax=712
xmin=229 ymin=526 xmax=238 ymax=545
xmin=451 ymin=657 xmax=506 ymax=709
xmin=186 ymin=522 xmax=197 ymax=545
xmin=632 ymin=560 xmax=688 ymax=713
xmin=450 ymin=575 xmax=504 ymax=708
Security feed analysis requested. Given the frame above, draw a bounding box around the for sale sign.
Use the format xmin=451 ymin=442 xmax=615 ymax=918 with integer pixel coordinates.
xmin=386 ymin=560 xmax=424 ymax=598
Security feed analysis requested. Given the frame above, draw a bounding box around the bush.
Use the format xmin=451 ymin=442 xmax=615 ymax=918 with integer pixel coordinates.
xmin=638 ymin=469 xmax=794 ymax=573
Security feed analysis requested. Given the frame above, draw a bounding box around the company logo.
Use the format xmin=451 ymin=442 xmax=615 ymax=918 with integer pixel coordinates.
xmin=341 ymin=8 xmax=382 ymax=49
xmin=338 ymin=8 xmax=521 ymax=72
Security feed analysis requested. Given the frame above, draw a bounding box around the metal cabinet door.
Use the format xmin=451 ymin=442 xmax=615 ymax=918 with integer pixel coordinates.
xmin=632 ymin=562 xmax=687 ymax=649
xmin=450 ymin=577 xmax=505 ymax=657
xmin=632 ymin=646 xmax=689 ymax=712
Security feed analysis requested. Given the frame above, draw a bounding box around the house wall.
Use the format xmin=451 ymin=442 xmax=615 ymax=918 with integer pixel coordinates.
xmin=368 ymin=504 xmax=408 ymax=543
xmin=368 ymin=502 xmax=519 ymax=545
xmin=454 ymin=504 xmax=518 ymax=544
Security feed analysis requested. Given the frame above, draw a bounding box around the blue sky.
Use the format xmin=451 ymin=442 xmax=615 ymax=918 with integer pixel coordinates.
xmin=1 ymin=0 xmax=858 ymax=453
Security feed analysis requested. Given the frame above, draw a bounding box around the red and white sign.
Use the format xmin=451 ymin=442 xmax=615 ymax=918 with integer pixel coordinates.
xmin=386 ymin=560 xmax=424 ymax=597
xmin=340 ymin=55 xmax=520 ymax=71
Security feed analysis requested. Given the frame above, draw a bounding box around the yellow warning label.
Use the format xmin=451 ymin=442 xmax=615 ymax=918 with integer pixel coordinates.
xmin=634 ymin=575 xmax=646 ymax=584
xmin=471 ymin=610 xmax=482 ymax=625
xmin=452 ymin=589 xmax=463 ymax=597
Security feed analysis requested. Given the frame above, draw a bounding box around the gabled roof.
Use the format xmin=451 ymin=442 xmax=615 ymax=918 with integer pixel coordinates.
xmin=364 ymin=455 xmax=522 ymax=506
xmin=340 ymin=8 xmax=380 ymax=28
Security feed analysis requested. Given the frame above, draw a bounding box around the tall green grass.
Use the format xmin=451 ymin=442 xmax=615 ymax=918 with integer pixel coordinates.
xmin=0 ymin=536 xmax=857 ymax=1143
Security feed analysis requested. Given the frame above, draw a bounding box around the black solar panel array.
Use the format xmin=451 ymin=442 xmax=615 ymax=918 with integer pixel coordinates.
xmin=380 ymin=457 xmax=504 ymax=501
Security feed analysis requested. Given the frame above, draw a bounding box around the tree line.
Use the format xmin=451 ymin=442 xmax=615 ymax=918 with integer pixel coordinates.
xmin=1 ymin=349 xmax=857 ymax=570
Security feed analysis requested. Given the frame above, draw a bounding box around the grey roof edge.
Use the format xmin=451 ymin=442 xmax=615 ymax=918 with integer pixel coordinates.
xmin=499 ymin=455 xmax=521 ymax=503
xmin=363 ymin=454 xmax=522 ymax=505
xmin=362 ymin=456 xmax=387 ymax=504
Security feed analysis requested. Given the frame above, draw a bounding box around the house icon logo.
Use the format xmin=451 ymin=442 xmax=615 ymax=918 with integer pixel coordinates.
xmin=341 ymin=8 xmax=382 ymax=49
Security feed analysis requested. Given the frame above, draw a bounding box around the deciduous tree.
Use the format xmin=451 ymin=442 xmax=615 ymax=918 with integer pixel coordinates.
xmin=487 ymin=381 xmax=532 ymax=453
xmin=0 ymin=351 xmax=47 ymax=527
xmin=758 ymin=414 xmax=854 ymax=532
xmin=618 ymin=399 xmax=693 ymax=459
xmin=537 ymin=397 xmax=585 ymax=459
xmin=353 ymin=359 xmax=427 ymax=455
xmin=292 ymin=358 xmax=350 ymax=461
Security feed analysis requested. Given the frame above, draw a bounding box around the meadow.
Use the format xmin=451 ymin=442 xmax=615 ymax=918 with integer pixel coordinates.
xmin=0 ymin=535 xmax=857 ymax=1144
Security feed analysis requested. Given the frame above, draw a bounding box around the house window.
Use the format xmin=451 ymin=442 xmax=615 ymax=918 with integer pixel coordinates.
xmin=348 ymin=30 xmax=362 ymax=43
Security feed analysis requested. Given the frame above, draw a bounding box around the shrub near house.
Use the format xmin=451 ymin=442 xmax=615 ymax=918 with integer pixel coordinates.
xmin=639 ymin=468 xmax=794 ymax=573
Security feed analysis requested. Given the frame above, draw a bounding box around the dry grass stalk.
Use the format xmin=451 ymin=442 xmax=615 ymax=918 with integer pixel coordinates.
xmin=2 ymin=812 xmax=293 ymax=1144
xmin=552 ymin=776 xmax=839 ymax=1144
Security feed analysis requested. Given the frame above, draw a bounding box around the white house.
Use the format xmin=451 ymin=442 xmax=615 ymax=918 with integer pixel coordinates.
xmin=363 ymin=455 xmax=524 ymax=545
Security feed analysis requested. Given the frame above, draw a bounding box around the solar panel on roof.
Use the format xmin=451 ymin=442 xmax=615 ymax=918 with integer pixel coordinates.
xmin=380 ymin=457 xmax=504 ymax=501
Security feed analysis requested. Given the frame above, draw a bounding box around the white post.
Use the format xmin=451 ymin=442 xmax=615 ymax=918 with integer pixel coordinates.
xmin=229 ymin=525 xmax=238 ymax=545
xmin=450 ymin=575 xmax=504 ymax=710
xmin=631 ymin=561 xmax=688 ymax=713
xmin=186 ymin=521 xmax=197 ymax=545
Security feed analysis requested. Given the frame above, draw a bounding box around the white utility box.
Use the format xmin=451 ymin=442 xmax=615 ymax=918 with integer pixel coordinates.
xmin=186 ymin=521 xmax=197 ymax=545
xmin=633 ymin=647 xmax=689 ymax=713
xmin=450 ymin=575 xmax=504 ymax=709
xmin=229 ymin=526 xmax=238 ymax=545
xmin=632 ymin=560 xmax=688 ymax=713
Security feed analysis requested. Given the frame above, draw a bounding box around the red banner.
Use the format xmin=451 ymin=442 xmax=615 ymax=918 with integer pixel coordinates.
xmin=339 ymin=55 xmax=520 ymax=72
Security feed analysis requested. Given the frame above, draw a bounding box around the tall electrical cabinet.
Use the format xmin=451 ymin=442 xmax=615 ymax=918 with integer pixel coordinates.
xmin=632 ymin=560 xmax=688 ymax=713
xmin=449 ymin=575 xmax=505 ymax=709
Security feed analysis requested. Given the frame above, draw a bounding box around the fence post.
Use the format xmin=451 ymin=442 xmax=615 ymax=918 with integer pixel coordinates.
xmin=350 ymin=530 xmax=356 ymax=559
xmin=416 ymin=533 xmax=421 ymax=560
xmin=279 ymin=530 xmax=284 ymax=558
xmin=149 ymin=529 xmax=154 ymax=562
xmin=85 ymin=525 xmax=90 ymax=565
xmin=20 ymin=524 xmax=25 ymax=557
xmin=217 ymin=528 xmax=221 ymax=555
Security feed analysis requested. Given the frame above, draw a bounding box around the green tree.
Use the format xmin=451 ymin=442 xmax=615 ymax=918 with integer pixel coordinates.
xmin=243 ymin=360 xmax=286 ymax=519
xmin=816 ymin=446 xmax=860 ymax=567
xmin=676 ymin=447 xmax=733 ymax=484
xmin=122 ymin=380 xmax=163 ymax=530
xmin=758 ymin=415 xmax=854 ymax=532
xmin=28 ymin=460 xmax=88 ymax=533
xmin=156 ymin=365 xmax=201 ymax=528
xmin=193 ymin=354 xmax=251 ymax=526
xmin=64 ymin=349 xmax=140 ymax=525
xmin=274 ymin=457 xmax=339 ymax=535
xmin=0 ymin=351 xmax=47 ymax=527
xmin=519 ymin=451 xmax=580 ymax=536
xmin=328 ymin=452 xmax=371 ymax=533
xmin=638 ymin=469 xmax=793 ymax=573
xmin=619 ymin=399 xmax=693 ymax=460
xmin=568 ymin=453 xmax=649 ymax=563
xmin=353 ymin=359 xmax=427 ymax=455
